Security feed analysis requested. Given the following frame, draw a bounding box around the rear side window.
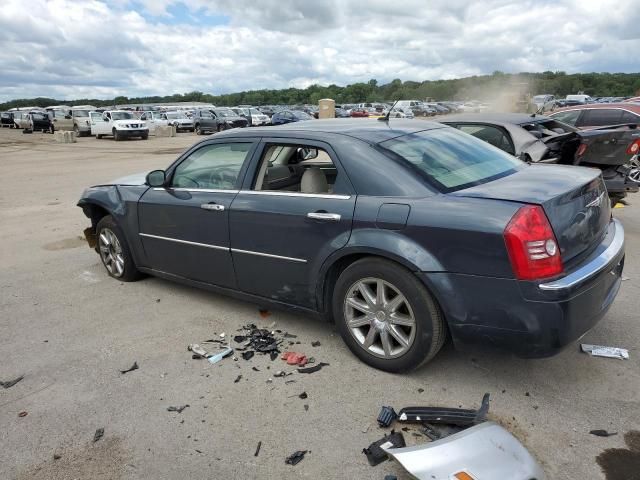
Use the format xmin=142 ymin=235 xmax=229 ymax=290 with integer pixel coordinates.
xmin=578 ymin=109 xmax=623 ymax=127
xmin=379 ymin=127 xmax=523 ymax=192
xmin=551 ymin=110 xmax=581 ymax=126
xmin=456 ymin=124 xmax=515 ymax=155
xmin=620 ymin=110 xmax=640 ymax=124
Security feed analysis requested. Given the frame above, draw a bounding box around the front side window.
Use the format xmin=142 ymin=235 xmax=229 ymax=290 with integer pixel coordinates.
xmin=621 ymin=110 xmax=640 ymax=123
xmin=550 ymin=109 xmax=581 ymax=126
xmin=579 ymin=109 xmax=623 ymax=126
xmin=171 ymin=143 xmax=252 ymax=190
xmin=378 ymin=127 xmax=524 ymax=192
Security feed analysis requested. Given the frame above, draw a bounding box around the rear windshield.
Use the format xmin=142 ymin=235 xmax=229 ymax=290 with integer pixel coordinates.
xmin=378 ymin=127 xmax=524 ymax=192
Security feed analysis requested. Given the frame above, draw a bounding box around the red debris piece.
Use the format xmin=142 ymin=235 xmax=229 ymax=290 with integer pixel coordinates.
xmin=281 ymin=351 xmax=308 ymax=366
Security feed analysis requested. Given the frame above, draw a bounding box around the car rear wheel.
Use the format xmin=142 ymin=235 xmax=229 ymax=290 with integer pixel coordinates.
xmin=96 ymin=215 xmax=142 ymax=282
xmin=333 ymin=258 xmax=445 ymax=372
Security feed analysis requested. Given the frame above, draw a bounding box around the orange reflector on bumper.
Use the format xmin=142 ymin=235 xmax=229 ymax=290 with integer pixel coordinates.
xmin=454 ymin=472 xmax=476 ymax=480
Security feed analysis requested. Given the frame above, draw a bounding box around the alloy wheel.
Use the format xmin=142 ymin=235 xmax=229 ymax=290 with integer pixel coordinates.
xmin=99 ymin=228 xmax=125 ymax=277
xmin=344 ymin=277 xmax=416 ymax=359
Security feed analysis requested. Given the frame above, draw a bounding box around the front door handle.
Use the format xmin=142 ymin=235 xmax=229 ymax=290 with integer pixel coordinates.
xmin=307 ymin=212 xmax=341 ymax=221
xmin=201 ymin=203 xmax=225 ymax=211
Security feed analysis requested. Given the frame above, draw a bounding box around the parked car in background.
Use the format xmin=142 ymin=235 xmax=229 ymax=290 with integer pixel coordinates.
xmin=139 ymin=111 xmax=169 ymax=132
xmin=565 ymin=94 xmax=593 ymax=104
xmin=547 ymin=103 xmax=640 ymax=129
xmin=26 ymin=111 xmax=55 ymax=133
xmin=212 ymin=108 xmax=250 ymax=130
xmin=11 ymin=110 xmax=32 ymax=129
xmin=164 ymin=111 xmax=195 ymax=132
xmin=350 ymin=108 xmax=370 ymax=118
xmin=270 ymin=110 xmax=314 ymax=125
xmin=192 ymin=109 xmax=219 ymax=135
xmin=439 ymin=113 xmax=640 ymax=205
xmin=1 ymin=112 xmax=14 ymax=128
xmin=232 ymin=107 xmax=270 ymax=126
xmin=532 ymin=95 xmax=555 ymax=111
xmin=78 ymin=119 xmax=625 ymax=372
xmin=257 ymin=106 xmax=276 ymax=117
xmin=47 ymin=108 xmax=74 ymax=131
xmin=91 ymin=110 xmax=148 ymax=140
xmin=70 ymin=107 xmax=96 ymax=136
xmin=335 ymin=107 xmax=351 ymax=118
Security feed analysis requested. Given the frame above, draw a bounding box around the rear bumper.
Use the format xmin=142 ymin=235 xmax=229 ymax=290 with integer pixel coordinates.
xmin=421 ymin=219 xmax=625 ymax=357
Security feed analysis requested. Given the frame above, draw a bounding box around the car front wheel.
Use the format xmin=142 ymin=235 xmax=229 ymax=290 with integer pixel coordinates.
xmin=96 ymin=215 xmax=142 ymax=282
xmin=333 ymin=258 xmax=445 ymax=372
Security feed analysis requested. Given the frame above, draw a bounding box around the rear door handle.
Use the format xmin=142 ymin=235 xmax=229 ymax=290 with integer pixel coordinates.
xmin=307 ymin=212 xmax=341 ymax=221
xmin=201 ymin=203 xmax=225 ymax=211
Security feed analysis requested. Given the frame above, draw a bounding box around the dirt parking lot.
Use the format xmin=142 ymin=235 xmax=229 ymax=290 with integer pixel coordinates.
xmin=0 ymin=127 xmax=639 ymax=479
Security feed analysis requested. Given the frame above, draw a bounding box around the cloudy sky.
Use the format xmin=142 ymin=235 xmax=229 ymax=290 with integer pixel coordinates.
xmin=1 ymin=0 xmax=639 ymax=102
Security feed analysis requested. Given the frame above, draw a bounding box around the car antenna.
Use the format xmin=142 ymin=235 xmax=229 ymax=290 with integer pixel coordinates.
xmin=378 ymin=100 xmax=399 ymax=122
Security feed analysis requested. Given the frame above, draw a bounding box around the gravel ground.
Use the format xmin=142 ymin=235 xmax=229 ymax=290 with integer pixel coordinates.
xmin=0 ymin=126 xmax=638 ymax=479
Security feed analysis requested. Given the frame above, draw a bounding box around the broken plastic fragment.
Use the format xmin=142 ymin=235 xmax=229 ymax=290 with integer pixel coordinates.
xmin=0 ymin=375 xmax=24 ymax=389
xmin=297 ymin=362 xmax=329 ymax=374
xmin=119 ymin=362 xmax=138 ymax=374
xmin=581 ymin=344 xmax=629 ymax=359
xmin=93 ymin=428 xmax=104 ymax=442
xmin=167 ymin=405 xmax=190 ymax=413
xmin=590 ymin=429 xmax=618 ymax=437
xmin=242 ymin=351 xmax=255 ymax=361
xmin=254 ymin=441 xmax=262 ymax=457
xmin=363 ymin=430 xmax=406 ymax=466
xmin=281 ymin=351 xmax=308 ymax=366
xmin=377 ymin=406 xmax=398 ymax=428
xmin=188 ymin=344 xmax=208 ymax=358
xmin=299 ymin=392 xmax=308 ymax=399
xmin=234 ymin=375 xmax=242 ymax=383
xmin=285 ymin=450 xmax=307 ymax=465
xmin=207 ymin=347 xmax=234 ymax=365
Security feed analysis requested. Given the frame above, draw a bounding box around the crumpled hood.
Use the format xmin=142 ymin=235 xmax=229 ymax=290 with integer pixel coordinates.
xmin=96 ymin=171 xmax=148 ymax=186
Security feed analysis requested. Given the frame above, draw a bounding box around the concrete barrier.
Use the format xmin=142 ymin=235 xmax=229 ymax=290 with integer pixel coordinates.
xmin=54 ymin=131 xmax=77 ymax=143
xmin=154 ymin=125 xmax=176 ymax=137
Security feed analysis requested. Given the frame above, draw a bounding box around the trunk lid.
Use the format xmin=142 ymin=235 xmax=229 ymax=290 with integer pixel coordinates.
xmin=452 ymin=164 xmax=610 ymax=262
xmin=575 ymin=127 xmax=639 ymax=166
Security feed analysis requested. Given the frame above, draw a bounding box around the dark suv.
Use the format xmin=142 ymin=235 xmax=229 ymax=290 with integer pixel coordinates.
xmin=192 ymin=109 xmax=219 ymax=135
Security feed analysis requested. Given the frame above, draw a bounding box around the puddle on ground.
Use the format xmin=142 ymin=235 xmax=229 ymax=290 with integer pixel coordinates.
xmin=16 ymin=436 xmax=129 ymax=480
xmin=597 ymin=430 xmax=640 ymax=480
xmin=42 ymin=237 xmax=86 ymax=250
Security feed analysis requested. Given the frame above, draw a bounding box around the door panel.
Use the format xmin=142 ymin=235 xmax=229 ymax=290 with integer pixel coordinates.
xmin=90 ymin=112 xmax=108 ymax=135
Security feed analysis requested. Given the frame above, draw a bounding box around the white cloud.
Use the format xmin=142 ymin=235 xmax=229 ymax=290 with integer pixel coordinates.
xmin=0 ymin=0 xmax=638 ymax=101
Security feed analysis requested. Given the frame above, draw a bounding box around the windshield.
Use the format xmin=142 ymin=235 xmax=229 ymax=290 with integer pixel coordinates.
xmin=293 ymin=111 xmax=312 ymax=119
xmin=249 ymin=108 xmax=262 ymax=115
xmin=215 ymin=109 xmax=235 ymax=117
xmin=165 ymin=112 xmax=186 ymax=119
xmin=378 ymin=127 xmax=524 ymax=192
xmin=111 ymin=112 xmax=134 ymax=120
xmin=72 ymin=110 xmax=90 ymax=117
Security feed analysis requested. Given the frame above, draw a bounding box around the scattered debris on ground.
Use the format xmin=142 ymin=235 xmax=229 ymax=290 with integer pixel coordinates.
xmin=581 ymin=344 xmax=629 ymax=359
xmin=285 ymin=450 xmax=307 ymax=466
xmin=363 ymin=430 xmax=406 ymax=466
xmin=591 ymin=430 xmax=618 ymax=437
xmin=18 ymin=411 xmax=28 ymax=417
xmin=297 ymin=363 xmax=329 ymax=374
xmin=281 ymin=351 xmax=308 ymax=366
xmin=241 ymin=351 xmax=255 ymax=361
xmin=1 ymin=375 xmax=24 ymax=388
xmin=596 ymin=430 xmax=640 ymax=480
xmin=119 ymin=362 xmax=139 ymax=374
xmin=93 ymin=428 xmax=104 ymax=443
xmin=311 ymin=341 xmax=321 ymax=347
xmin=234 ymin=375 xmax=242 ymax=383
xmin=167 ymin=405 xmax=190 ymax=413
xmin=298 ymin=391 xmax=308 ymax=399
xmin=254 ymin=441 xmax=262 ymax=457
xmin=377 ymin=406 xmax=398 ymax=428
xmin=259 ymin=309 xmax=271 ymax=318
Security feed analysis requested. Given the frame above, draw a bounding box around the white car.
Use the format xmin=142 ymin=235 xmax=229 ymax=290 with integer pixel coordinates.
xmin=139 ymin=111 xmax=169 ymax=132
xmin=164 ymin=111 xmax=195 ymax=132
xmin=232 ymin=107 xmax=271 ymax=126
xmin=90 ymin=111 xmax=148 ymax=140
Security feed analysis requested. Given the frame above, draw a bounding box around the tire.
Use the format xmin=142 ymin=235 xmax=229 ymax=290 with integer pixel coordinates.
xmin=332 ymin=257 xmax=445 ymax=372
xmin=96 ymin=215 xmax=143 ymax=282
xmin=49 ymin=124 xmax=54 ymax=134
xmin=96 ymin=134 xmax=102 ymax=139
xmin=217 ymin=123 xmax=223 ymax=132
xmin=195 ymin=124 xmax=201 ymax=135
xmin=141 ymin=133 xmax=149 ymax=140
xmin=73 ymin=124 xmax=80 ymax=137
xmin=113 ymin=129 xmax=121 ymax=141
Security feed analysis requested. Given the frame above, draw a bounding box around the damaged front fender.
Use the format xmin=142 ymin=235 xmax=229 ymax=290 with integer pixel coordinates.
xmin=385 ymin=421 xmax=545 ymax=480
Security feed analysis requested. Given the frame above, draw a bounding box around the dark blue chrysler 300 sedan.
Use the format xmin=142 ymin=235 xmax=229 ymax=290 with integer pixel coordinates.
xmin=78 ymin=119 xmax=625 ymax=372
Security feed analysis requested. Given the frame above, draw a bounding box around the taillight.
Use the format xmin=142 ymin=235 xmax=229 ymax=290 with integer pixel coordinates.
xmin=576 ymin=143 xmax=588 ymax=157
xmin=504 ymin=205 xmax=563 ymax=280
xmin=627 ymin=139 xmax=640 ymax=155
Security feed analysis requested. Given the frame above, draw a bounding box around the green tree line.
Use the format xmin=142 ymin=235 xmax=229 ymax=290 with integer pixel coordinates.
xmin=2 ymin=71 xmax=639 ymax=110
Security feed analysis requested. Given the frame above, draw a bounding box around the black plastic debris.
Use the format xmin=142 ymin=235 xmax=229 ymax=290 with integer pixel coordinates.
xmin=304 ymin=404 xmax=309 ymax=411
xmin=242 ymin=351 xmax=255 ymax=361
xmin=93 ymin=428 xmax=104 ymax=443
xmin=252 ymin=366 xmax=260 ymax=372
xmin=299 ymin=392 xmax=308 ymax=399
xmin=384 ymin=476 xmax=398 ymax=480
xmin=283 ymin=332 xmax=297 ymax=339
xmin=396 ymin=393 xmax=490 ymax=427
xmin=363 ymin=430 xmax=405 ymax=466
xmin=297 ymin=362 xmax=329 ymax=374
xmin=119 ymin=362 xmax=139 ymax=374
xmin=311 ymin=341 xmax=321 ymax=347
xmin=270 ymin=351 xmax=278 ymax=361
xmin=241 ymin=324 xmax=281 ymax=353
xmin=285 ymin=450 xmax=307 ymax=466
xmin=234 ymin=335 xmax=247 ymax=343
xmin=254 ymin=441 xmax=262 ymax=457
xmin=167 ymin=405 xmax=190 ymax=413
xmin=0 ymin=375 xmax=24 ymax=389
xmin=234 ymin=375 xmax=243 ymax=383
xmin=377 ymin=406 xmax=397 ymax=428
xmin=590 ymin=429 xmax=618 ymax=437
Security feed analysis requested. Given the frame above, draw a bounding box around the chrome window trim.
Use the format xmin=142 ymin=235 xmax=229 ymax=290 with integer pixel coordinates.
xmin=139 ymin=233 xmax=229 ymax=251
xmin=238 ymin=190 xmax=351 ymax=200
xmin=539 ymin=219 xmax=624 ymax=291
xmin=231 ymin=248 xmax=307 ymax=263
xmin=153 ymin=187 xmax=240 ymax=194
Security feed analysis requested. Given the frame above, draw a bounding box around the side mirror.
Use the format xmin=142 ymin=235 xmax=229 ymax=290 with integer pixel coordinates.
xmin=299 ymin=147 xmax=318 ymax=160
xmin=146 ymin=170 xmax=166 ymax=187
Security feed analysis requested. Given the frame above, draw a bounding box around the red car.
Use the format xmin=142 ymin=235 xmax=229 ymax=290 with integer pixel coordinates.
xmin=548 ymin=103 xmax=640 ymax=129
xmin=350 ymin=108 xmax=369 ymax=118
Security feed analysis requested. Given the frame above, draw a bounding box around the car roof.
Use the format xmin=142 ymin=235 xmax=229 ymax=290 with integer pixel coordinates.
xmin=438 ymin=113 xmax=550 ymax=126
xmin=212 ymin=118 xmax=445 ymax=143
xmin=551 ymin=103 xmax=640 ymax=113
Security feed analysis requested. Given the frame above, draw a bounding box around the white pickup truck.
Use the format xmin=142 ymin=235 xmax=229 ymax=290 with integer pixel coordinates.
xmin=90 ymin=111 xmax=149 ymax=140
